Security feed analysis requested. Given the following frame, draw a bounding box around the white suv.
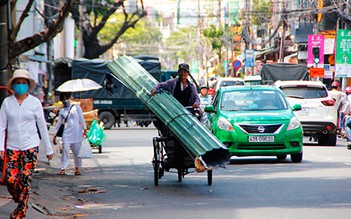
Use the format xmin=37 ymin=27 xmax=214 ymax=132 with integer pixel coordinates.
xmin=274 ymin=80 xmax=338 ymax=146
xmin=212 ymin=77 xmax=245 ymax=91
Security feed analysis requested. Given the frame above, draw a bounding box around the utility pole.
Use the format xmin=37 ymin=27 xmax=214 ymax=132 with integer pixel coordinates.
xmin=77 ymin=0 xmax=84 ymax=58
xmin=244 ymin=0 xmax=253 ymax=75
xmin=177 ymin=0 xmax=181 ymax=26
xmin=0 ymin=0 xmax=9 ymax=93
xmin=197 ymin=0 xmax=204 ymax=81
xmin=313 ymin=0 xmax=318 ymax=34
xmin=218 ymin=0 xmax=222 ymax=26
xmin=279 ymin=1 xmax=286 ymax=63
xmin=44 ymin=1 xmax=54 ymax=101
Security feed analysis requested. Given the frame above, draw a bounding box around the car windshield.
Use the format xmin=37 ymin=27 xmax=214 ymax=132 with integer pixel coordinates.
xmin=220 ymin=90 xmax=288 ymax=111
xmin=280 ymin=86 xmax=328 ymax=99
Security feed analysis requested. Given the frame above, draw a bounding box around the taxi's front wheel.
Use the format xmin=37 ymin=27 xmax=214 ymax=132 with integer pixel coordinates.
xmin=291 ymin=152 xmax=303 ymax=163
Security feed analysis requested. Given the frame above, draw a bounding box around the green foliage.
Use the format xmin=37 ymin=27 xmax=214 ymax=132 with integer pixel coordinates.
xmin=203 ymin=25 xmax=223 ymax=38
xmin=166 ymin=28 xmax=195 ymax=46
xmin=84 ymin=0 xmax=117 ymax=17
xmin=213 ymin=64 xmax=225 ymax=77
xmin=99 ymin=14 xmax=162 ymax=45
xmin=165 ymin=28 xmax=199 ymax=63
xmin=251 ymin=0 xmax=272 ymax=26
xmin=203 ymin=25 xmax=224 ymax=59
xmin=211 ymin=39 xmax=222 ymax=50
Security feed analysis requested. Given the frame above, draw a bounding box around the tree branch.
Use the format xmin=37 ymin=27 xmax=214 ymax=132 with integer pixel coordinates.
xmin=99 ymin=10 xmax=146 ymax=54
xmin=91 ymin=2 xmax=122 ymax=37
xmin=10 ymin=0 xmax=35 ymax=41
xmin=9 ymin=0 xmax=74 ymax=59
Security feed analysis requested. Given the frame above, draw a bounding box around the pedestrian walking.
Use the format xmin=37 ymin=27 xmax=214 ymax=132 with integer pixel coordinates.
xmin=329 ymin=81 xmax=346 ymax=132
xmin=339 ymin=87 xmax=351 ymax=138
xmin=0 ymin=69 xmax=54 ymax=219
xmin=53 ymin=92 xmax=87 ymax=176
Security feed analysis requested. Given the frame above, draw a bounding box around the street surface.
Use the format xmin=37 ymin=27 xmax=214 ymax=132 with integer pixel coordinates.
xmin=71 ymin=126 xmax=351 ymax=219
xmin=2 ymin=125 xmax=351 ymax=219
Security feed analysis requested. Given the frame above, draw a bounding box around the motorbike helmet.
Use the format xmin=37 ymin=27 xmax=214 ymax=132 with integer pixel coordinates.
xmin=345 ymin=87 xmax=351 ymax=95
xmin=331 ymin=81 xmax=339 ymax=88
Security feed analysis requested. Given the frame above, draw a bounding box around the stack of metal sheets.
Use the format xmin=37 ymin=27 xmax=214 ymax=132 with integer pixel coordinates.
xmin=108 ymin=56 xmax=230 ymax=168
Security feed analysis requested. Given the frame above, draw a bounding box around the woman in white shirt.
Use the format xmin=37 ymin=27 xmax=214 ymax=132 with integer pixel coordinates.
xmin=0 ymin=69 xmax=54 ymax=219
xmin=53 ymin=92 xmax=87 ymax=176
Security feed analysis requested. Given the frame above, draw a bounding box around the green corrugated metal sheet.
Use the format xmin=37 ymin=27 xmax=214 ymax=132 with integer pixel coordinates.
xmin=107 ymin=56 xmax=230 ymax=168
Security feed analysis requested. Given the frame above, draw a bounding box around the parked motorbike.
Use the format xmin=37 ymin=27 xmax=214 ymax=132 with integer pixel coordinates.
xmin=43 ymin=101 xmax=59 ymax=129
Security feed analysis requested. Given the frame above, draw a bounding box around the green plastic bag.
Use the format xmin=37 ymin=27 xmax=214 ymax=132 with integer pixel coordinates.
xmin=87 ymin=119 xmax=106 ymax=146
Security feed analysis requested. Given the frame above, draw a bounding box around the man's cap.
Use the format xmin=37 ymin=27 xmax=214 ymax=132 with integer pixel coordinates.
xmin=178 ymin=63 xmax=190 ymax=73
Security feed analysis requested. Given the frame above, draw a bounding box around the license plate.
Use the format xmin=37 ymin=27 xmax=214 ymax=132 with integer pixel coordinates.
xmin=249 ymin=136 xmax=274 ymax=142
xmin=296 ymin=107 xmax=309 ymax=116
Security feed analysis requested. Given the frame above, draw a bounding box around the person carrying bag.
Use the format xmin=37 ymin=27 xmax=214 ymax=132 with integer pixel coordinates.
xmin=55 ymin=105 xmax=73 ymax=137
xmin=53 ymin=92 xmax=87 ymax=176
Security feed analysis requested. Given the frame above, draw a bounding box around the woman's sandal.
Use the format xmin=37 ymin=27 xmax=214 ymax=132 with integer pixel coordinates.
xmin=74 ymin=167 xmax=81 ymax=176
xmin=57 ymin=169 xmax=66 ymax=175
xmin=10 ymin=208 xmax=19 ymax=219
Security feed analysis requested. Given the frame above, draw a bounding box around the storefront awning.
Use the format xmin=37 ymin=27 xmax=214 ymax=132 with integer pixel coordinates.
xmin=28 ymin=55 xmax=51 ymax=63
xmin=255 ymin=47 xmax=277 ymax=58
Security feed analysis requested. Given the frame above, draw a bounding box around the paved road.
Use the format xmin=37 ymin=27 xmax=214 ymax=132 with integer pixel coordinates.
xmin=2 ymin=126 xmax=351 ymax=219
xmin=77 ymin=128 xmax=351 ymax=219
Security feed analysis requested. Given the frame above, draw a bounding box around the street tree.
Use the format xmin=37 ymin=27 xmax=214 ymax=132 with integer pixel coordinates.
xmin=251 ymin=0 xmax=272 ymax=26
xmin=166 ymin=28 xmax=198 ymax=65
xmin=99 ymin=14 xmax=162 ymax=56
xmin=9 ymin=0 xmax=74 ymax=59
xmin=203 ymin=25 xmax=224 ymax=75
xmin=70 ymin=0 xmax=146 ymax=59
xmin=203 ymin=25 xmax=224 ymax=60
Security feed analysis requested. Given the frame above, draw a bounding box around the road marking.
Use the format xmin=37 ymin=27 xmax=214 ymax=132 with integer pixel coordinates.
xmin=325 ymin=157 xmax=334 ymax=161
xmin=309 ymin=153 xmax=317 ymax=156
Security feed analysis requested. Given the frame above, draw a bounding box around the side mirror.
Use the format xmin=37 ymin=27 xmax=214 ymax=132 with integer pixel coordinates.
xmin=292 ymin=103 xmax=301 ymax=111
xmin=204 ymin=105 xmax=215 ymax=113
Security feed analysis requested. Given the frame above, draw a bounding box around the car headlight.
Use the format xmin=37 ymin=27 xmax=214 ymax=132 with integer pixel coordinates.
xmin=217 ymin=117 xmax=234 ymax=131
xmin=287 ymin=116 xmax=301 ymax=131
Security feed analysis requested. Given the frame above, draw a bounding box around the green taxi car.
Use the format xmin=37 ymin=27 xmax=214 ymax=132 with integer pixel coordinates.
xmin=204 ymin=85 xmax=303 ymax=162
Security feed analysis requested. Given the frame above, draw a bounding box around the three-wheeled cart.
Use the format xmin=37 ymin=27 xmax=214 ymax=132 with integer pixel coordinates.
xmin=152 ymin=109 xmax=212 ymax=186
xmin=107 ymin=56 xmax=231 ymax=187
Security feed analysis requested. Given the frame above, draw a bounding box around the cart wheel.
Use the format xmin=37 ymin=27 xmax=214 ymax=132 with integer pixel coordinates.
xmin=207 ymin=169 xmax=212 ymax=186
xmin=98 ymin=146 xmax=102 ymax=153
xmin=177 ymin=169 xmax=183 ymax=182
xmin=153 ymin=137 xmax=160 ymax=186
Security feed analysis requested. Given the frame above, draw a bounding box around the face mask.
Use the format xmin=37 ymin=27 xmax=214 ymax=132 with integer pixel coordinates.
xmin=13 ymin=84 xmax=29 ymax=95
xmin=62 ymin=100 xmax=70 ymax=107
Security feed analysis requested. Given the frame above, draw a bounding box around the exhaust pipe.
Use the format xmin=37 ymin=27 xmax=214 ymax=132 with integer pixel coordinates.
xmin=322 ymin=130 xmax=328 ymax=134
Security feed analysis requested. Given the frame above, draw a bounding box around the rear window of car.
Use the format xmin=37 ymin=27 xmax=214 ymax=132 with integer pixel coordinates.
xmin=280 ymin=86 xmax=328 ymax=99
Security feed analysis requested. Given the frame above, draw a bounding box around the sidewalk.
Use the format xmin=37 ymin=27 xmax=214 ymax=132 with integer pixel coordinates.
xmin=0 ymin=132 xmax=77 ymax=219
